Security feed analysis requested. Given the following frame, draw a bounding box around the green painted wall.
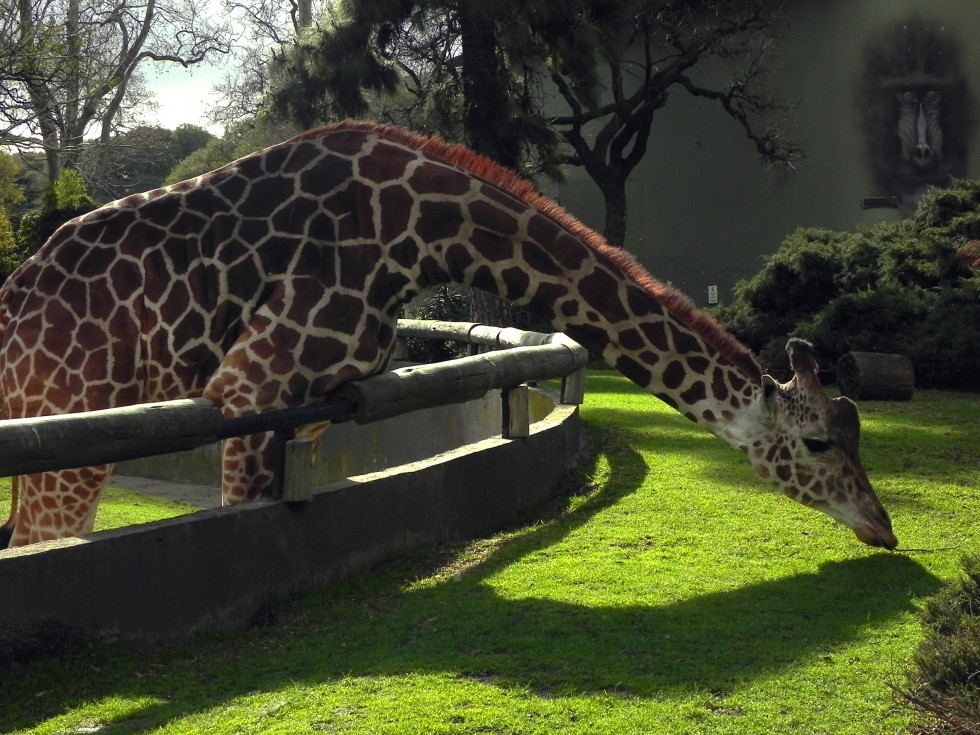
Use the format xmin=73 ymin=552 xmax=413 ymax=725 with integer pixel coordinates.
xmin=556 ymin=0 xmax=980 ymax=306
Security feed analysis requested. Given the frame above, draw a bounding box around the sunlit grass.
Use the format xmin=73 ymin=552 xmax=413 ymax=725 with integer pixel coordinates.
xmin=0 ymin=480 xmax=198 ymax=536
xmin=2 ymin=373 xmax=977 ymax=735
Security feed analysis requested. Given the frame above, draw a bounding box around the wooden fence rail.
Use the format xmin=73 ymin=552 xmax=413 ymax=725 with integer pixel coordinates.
xmin=0 ymin=321 xmax=588 ymax=487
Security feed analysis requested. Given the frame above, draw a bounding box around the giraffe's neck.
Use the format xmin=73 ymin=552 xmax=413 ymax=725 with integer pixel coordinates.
xmin=522 ymin=247 xmax=763 ymax=443
xmin=553 ymin=274 xmax=765 ymax=438
xmin=389 ymin=155 xmax=765 ymax=444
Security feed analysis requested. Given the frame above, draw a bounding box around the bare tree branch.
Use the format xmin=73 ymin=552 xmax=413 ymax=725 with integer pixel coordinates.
xmin=0 ymin=0 xmax=232 ymax=185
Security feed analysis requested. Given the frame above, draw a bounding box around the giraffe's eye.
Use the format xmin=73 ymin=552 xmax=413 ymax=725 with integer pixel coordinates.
xmin=802 ymin=438 xmax=832 ymax=453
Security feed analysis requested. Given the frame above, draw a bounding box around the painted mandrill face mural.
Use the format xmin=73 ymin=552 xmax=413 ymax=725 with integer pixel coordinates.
xmin=858 ymin=15 xmax=977 ymax=217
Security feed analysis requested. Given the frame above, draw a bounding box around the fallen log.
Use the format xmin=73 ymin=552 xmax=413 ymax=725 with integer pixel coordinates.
xmin=837 ymin=351 xmax=915 ymax=401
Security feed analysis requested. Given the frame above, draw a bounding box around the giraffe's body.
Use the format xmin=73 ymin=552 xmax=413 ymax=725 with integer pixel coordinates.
xmin=0 ymin=122 xmax=897 ymax=549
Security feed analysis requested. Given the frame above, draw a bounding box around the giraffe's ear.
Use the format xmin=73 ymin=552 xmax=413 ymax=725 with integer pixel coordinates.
xmin=786 ymin=338 xmax=819 ymax=375
xmin=762 ymin=374 xmax=780 ymax=415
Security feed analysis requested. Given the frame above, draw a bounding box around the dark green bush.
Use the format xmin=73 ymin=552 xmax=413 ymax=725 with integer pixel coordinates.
xmin=715 ymin=181 xmax=980 ymax=389
xmin=405 ymin=286 xmax=472 ymax=363
xmin=800 ymin=288 xmax=929 ymax=357
xmin=895 ymin=554 xmax=980 ymax=734
xmin=909 ymin=281 xmax=980 ymax=390
xmin=914 ymin=178 xmax=980 ymax=237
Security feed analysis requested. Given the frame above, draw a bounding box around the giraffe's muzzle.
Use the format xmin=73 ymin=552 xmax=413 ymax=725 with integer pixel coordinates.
xmin=848 ymin=500 xmax=898 ymax=550
xmin=791 ymin=484 xmax=898 ymax=550
xmin=853 ymin=522 xmax=899 ymax=550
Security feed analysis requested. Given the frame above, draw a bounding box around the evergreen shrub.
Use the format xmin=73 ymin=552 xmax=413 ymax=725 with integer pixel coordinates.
xmin=714 ymin=181 xmax=980 ymax=389
xmin=894 ymin=554 xmax=980 ymax=734
xmin=405 ymin=286 xmax=472 ymax=363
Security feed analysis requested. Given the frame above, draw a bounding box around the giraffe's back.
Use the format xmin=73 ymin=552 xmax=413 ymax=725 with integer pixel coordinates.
xmin=0 ymin=128 xmax=412 ymax=419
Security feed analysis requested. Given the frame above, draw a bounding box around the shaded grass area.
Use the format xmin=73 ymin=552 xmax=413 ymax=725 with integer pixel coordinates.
xmin=1 ymin=374 xmax=978 ymax=734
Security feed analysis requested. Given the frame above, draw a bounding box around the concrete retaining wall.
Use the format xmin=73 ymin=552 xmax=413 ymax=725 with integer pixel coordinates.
xmin=116 ymin=385 xmax=558 ymax=488
xmin=0 ymin=390 xmax=580 ymax=649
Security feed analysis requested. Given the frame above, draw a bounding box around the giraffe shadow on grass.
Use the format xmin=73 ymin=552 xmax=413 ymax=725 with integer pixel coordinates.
xmin=287 ymin=429 xmax=938 ymax=698
xmin=0 ymin=426 xmax=942 ymax=734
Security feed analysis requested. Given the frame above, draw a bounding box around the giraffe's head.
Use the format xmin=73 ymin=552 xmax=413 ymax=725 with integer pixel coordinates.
xmin=744 ymin=339 xmax=897 ymax=549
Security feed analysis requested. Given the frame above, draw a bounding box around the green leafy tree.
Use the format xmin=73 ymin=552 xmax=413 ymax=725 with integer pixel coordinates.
xmin=165 ymin=118 xmax=301 ymax=184
xmin=165 ymin=138 xmax=239 ymax=184
xmin=15 ymin=167 xmax=97 ymax=265
xmin=267 ymin=1 xmax=555 ymax=173
xmin=82 ymin=125 xmax=217 ymax=200
xmin=171 ymin=124 xmax=216 ymax=160
xmin=209 ymin=0 xmax=319 ymax=127
xmin=0 ymin=153 xmax=24 ymax=278
xmin=0 ymin=152 xmax=27 ymax=213
xmin=50 ymin=168 xmax=97 ymax=210
xmin=0 ymin=152 xmax=27 ymax=276
xmin=10 ymin=152 xmax=49 ymax=213
xmin=0 ymin=205 xmax=19 ymax=280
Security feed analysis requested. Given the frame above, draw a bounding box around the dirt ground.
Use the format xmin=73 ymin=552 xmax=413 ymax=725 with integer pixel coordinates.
xmin=109 ymin=474 xmax=221 ymax=509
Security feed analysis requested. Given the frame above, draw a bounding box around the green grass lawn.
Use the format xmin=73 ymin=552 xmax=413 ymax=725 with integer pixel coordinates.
xmin=1 ymin=372 xmax=978 ymax=734
xmin=0 ymin=482 xmax=199 ymax=537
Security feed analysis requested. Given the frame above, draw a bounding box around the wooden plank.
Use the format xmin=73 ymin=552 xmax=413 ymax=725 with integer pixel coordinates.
xmin=281 ymin=437 xmax=314 ymax=503
xmin=0 ymin=399 xmax=224 ymax=477
xmin=397 ymin=319 xmax=477 ymax=344
xmin=397 ymin=320 xmax=558 ymax=349
xmin=561 ymin=369 xmax=587 ymax=405
xmin=502 ymin=385 xmax=530 ymax=439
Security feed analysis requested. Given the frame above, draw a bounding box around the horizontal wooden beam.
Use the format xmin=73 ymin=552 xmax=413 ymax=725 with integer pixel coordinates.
xmin=0 ymin=321 xmax=589 ymax=477
xmin=396 ymin=319 xmax=580 ymax=350
xmin=339 ymin=340 xmax=588 ymax=424
xmin=0 ymin=399 xmax=224 ymax=476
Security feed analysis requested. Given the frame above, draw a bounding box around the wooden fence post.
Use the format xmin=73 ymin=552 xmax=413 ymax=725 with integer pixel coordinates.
xmin=281 ymin=437 xmax=314 ymax=503
xmin=561 ymin=369 xmax=586 ymax=405
xmin=502 ymin=385 xmax=530 ymax=439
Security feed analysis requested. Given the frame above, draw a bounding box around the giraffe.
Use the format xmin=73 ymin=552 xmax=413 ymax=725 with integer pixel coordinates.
xmin=0 ymin=121 xmax=897 ymax=550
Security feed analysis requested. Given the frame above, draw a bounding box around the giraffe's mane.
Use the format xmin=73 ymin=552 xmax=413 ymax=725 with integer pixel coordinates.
xmin=307 ymin=121 xmax=763 ymax=381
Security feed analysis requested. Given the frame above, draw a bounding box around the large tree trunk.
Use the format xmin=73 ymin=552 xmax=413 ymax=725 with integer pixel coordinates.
xmin=597 ymin=175 xmax=629 ymax=247
xmin=296 ymin=0 xmax=313 ymax=29
xmin=62 ymin=0 xmax=82 ymax=172
xmin=457 ymin=3 xmax=520 ymax=325
xmin=837 ymin=352 xmax=915 ymax=401
xmin=457 ymin=4 xmax=520 ymax=170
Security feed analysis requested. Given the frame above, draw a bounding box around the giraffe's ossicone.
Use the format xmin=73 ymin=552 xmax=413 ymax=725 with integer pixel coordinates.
xmin=0 ymin=122 xmax=897 ymax=550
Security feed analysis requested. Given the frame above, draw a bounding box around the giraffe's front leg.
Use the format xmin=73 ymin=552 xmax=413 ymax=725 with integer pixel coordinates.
xmin=201 ymin=318 xmax=317 ymax=504
xmin=216 ymin=423 xmax=331 ymax=504
xmin=5 ymin=465 xmax=112 ymax=546
xmin=218 ymin=433 xmax=275 ymax=505
xmin=201 ymin=279 xmax=398 ymax=503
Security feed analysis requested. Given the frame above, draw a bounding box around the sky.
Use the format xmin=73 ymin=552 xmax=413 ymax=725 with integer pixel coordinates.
xmin=145 ymin=61 xmax=227 ymax=135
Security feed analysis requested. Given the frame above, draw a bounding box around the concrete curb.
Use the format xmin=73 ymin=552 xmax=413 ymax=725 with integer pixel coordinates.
xmin=0 ymin=392 xmax=580 ymax=649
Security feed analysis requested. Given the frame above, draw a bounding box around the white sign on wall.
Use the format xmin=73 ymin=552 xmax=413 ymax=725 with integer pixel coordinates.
xmin=707 ymin=285 xmax=719 ymax=305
